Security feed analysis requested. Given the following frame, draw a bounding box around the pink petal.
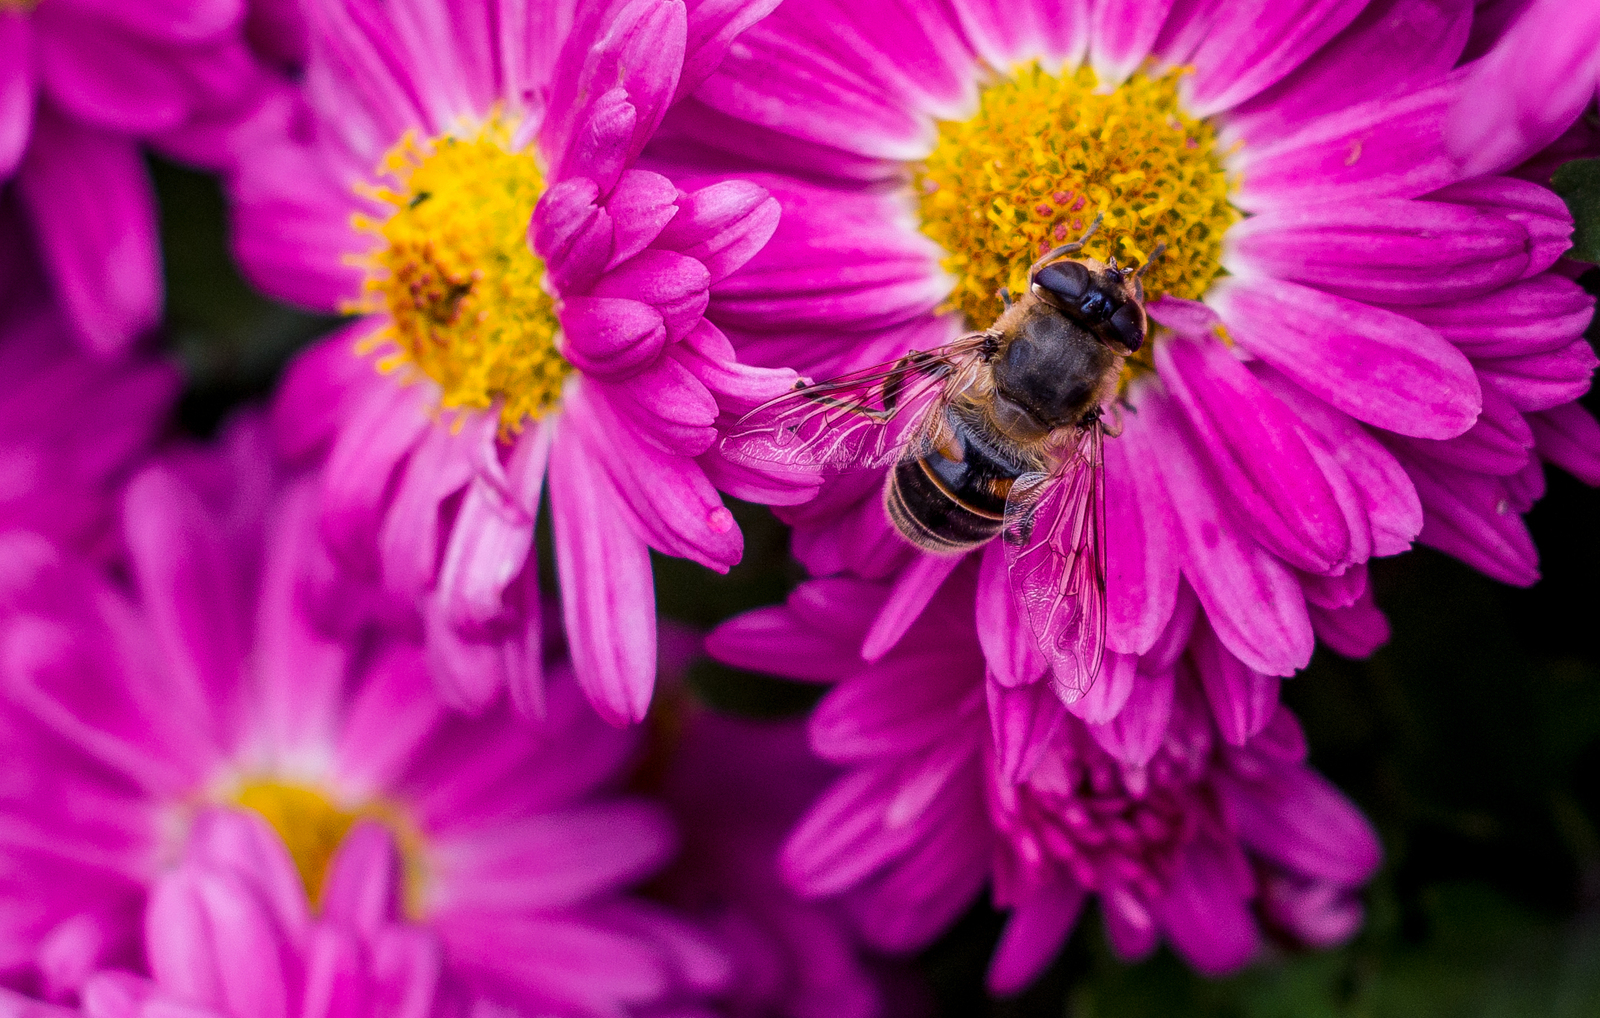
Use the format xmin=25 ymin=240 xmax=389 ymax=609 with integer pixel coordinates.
xmin=1140 ymin=386 xmax=1314 ymax=676
xmin=986 ymin=877 xmax=1085 ymax=995
xmin=1153 ymin=835 xmax=1260 ymax=976
xmin=861 ymin=551 xmax=961 ymax=660
xmin=0 ymin=14 xmax=34 ymax=180
xmin=1207 ymin=275 xmax=1481 ymax=440
xmin=558 ymin=296 xmax=667 ymax=378
xmin=1181 ymin=0 xmax=1368 ymax=116
xmin=1191 ymin=620 xmax=1279 ymax=747
xmin=1531 ymin=402 xmax=1600 ymax=485
xmin=1223 ymin=198 xmax=1530 ymax=306
xmin=987 ymin=675 xmax=1067 ymax=783
xmin=550 ymin=415 xmax=658 ymax=724
xmin=15 ymin=111 xmax=160 ymax=355
xmin=1102 ymin=413 xmax=1180 ymax=656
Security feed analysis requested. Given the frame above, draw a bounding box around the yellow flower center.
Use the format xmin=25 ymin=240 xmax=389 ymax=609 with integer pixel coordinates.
xmin=232 ymin=780 xmax=425 ymax=914
xmin=351 ymin=115 xmax=570 ymax=432
xmin=915 ymin=64 xmax=1238 ymax=348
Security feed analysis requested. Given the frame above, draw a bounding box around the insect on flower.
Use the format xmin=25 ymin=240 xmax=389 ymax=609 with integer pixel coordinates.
xmin=721 ymin=216 xmax=1162 ymax=700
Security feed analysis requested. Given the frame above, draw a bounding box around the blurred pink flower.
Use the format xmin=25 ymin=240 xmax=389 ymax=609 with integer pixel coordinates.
xmin=0 ymin=417 xmax=727 ymax=1015
xmin=709 ymin=564 xmax=1381 ymax=990
xmin=659 ymin=707 xmax=889 ymax=1018
xmin=239 ymin=0 xmax=793 ymax=724
xmin=0 ymin=234 xmax=177 ymax=552
xmin=0 ymin=0 xmax=255 ymax=354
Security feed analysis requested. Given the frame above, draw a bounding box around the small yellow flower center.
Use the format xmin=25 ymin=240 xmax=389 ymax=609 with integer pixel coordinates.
xmin=351 ymin=115 xmax=570 ymax=432
xmin=232 ymin=780 xmax=425 ymax=913
xmin=915 ymin=64 xmax=1238 ymax=347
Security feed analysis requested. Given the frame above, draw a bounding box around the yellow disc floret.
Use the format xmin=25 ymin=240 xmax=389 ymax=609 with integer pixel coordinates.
xmin=916 ymin=64 xmax=1238 ymax=334
xmin=232 ymin=780 xmax=425 ymax=914
xmin=351 ymin=115 xmax=569 ymax=432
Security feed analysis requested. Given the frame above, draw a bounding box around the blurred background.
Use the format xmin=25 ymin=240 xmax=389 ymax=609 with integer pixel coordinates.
xmin=157 ymin=155 xmax=1600 ymax=1018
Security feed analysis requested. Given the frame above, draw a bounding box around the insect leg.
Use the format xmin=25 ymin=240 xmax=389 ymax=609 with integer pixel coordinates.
xmin=998 ymin=287 xmax=1014 ymax=309
xmin=1029 ymin=212 xmax=1104 ymax=275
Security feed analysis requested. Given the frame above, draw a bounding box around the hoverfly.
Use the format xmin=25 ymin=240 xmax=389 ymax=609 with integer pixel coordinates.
xmin=720 ymin=215 xmax=1161 ymax=701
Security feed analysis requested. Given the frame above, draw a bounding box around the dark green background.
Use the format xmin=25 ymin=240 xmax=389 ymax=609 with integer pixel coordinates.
xmin=155 ymin=157 xmax=1600 ymax=1018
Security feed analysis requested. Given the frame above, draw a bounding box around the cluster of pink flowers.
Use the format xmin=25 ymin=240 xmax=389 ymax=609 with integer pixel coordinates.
xmin=0 ymin=0 xmax=1596 ymax=1010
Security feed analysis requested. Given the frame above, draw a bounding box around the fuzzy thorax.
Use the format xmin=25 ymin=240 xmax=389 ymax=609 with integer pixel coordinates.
xmin=351 ymin=116 xmax=570 ymax=432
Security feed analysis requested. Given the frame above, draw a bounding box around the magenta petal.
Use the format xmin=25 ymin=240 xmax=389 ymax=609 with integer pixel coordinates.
xmin=16 ymin=111 xmax=160 ymax=355
xmin=1087 ymin=664 xmax=1176 ymax=769
xmin=1224 ymin=0 xmax=1472 ymax=144
xmin=976 ymin=542 xmax=1046 ymax=688
xmin=1234 ymin=78 xmax=1462 ymax=210
xmin=1139 ymin=386 xmax=1313 ymax=676
xmin=376 ymin=420 xmax=476 ymax=600
xmin=436 ymin=472 xmax=536 ymax=633
xmin=591 ymin=249 xmax=710 ymax=341
xmin=34 ymin=19 xmax=193 ymax=132
xmin=862 ymin=552 xmax=961 ymax=660
xmin=1191 ymin=621 xmax=1279 ymax=747
xmin=1157 ymin=332 xmax=1352 ymax=574
xmin=146 ymin=867 xmax=291 ymax=1018
xmin=559 ymin=296 xmax=667 ymax=378
xmin=1223 ymin=198 xmax=1529 ymax=306
xmin=1088 ymin=0 xmax=1171 ymax=84
xmin=810 ymin=650 xmax=978 ymax=762
xmin=1153 ymin=835 xmax=1260 ymax=977
xmin=656 ymin=179 xmax=781 ymax=285
xmin=1477 ymin=336 xmax=1599 ymax=414
xmin=1252 ymin=365 xmax=1421 ymax=557
xmin=320 ymin=820 xmax=401 ymax=935
xmin=1430 ymin=176 xmax=1574 ymax=279
xmin=1182 ymin=0 xmax=1367 ymax=116
xmin=1406 ymin=272 xmax=1594 ymax=361
xmin=533 ymin=177 xmax=613 ymax=296
xmin=1223 ymin=769 xmax=1381 ymax=885
xmin=54 ymin=0 xmax=242 ymax=44
xmin=987 ymin=675 xmax=1066 ymax=784
xmin=122 ymin=466 xmax=249 ymax=733
xmin=594 ymin=357 xmax=717 ymax=456
xmin=1405 ymin=458 xmax=1540 ymax=586
xmin=320 ymin=378 xmax=430 ymax=573
xmin=550 ymin=416 xmax=658 ymax=725
xmin=0 ymin=14 xmax=34 ymax=179
xmin=986 ymin=877 xmax=1085 ymax=995
xmin=1067 ymin=649 xmax=1136 ymax=725
xmin=575 ymin=385 xmax=741 ymax=570
xmin=1309 ymin=586 xmax=1390 ymax=659
xmin=1102 ymin=416 xmax=1179 ymax=656
xmin=602 ymin=168 xmax=680 ymax=270
xmin=1531 ymin=403 xmax=1600 ymax=485
xmin=676 ymin=0 xmax=783 ymax=101
xmin=183 ymin=809 xmax=310 ymax=940
xmin=1208 ymin=276 xmax=1481 ymax=440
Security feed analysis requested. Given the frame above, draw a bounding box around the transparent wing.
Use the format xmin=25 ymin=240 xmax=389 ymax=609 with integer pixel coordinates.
xmin=1001 ymin=423 xmax=1107 ymax=703
xmin=718 ymin=333 xmax=992 ymax=471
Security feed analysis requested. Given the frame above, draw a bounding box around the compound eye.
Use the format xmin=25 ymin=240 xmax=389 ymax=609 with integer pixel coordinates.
xmin=1032 ymin=260 xmax=1090 ymax=307
xmin=1109 ymin=302 xmax=1146 ymax=353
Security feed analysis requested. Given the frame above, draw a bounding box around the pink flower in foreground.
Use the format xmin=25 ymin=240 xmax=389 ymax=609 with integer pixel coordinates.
xmin=708 ymin=565 xmax=1381 ymax=990
xmin=1447 ymin=0 xmax=1600 ymax=177
xmin=660 ymin=707 xmax=887 ymax=1018
xmin=667 ymin=0 xmax=1600 ymax=705
xmin=66 ymin=808 xmax=471 ymax=1018
xmin=243 ymin=0 xmax=793 ymax=724
xmin=0 ymin=0 xmax=254 ymax=354
xmin=0 ymin=418 xmax=726 ymax=1015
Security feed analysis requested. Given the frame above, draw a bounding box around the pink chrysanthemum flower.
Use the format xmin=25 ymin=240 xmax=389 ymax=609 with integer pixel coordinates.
xmin=0 ymin=0 xmax=254 ymax=354
xmin=0 ymin=239 xmax=178 ymax=551
xmin=1447 ymin=0 xmax=1600 ymax=177
xmin=708 ymin=565 xmax=1382 ymax=990
xmin=240 ymin=0 xmax=793 ymax=723
xmin=659 ymin=707 xmax=886 ymax=1018
xmin=668 ymin=0 xmax=1600 ymax=696
xmin=22 ymin=808 xmax=481 ymax=1018
xmin=0 ymin=419 xmax=728 ymax=1015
